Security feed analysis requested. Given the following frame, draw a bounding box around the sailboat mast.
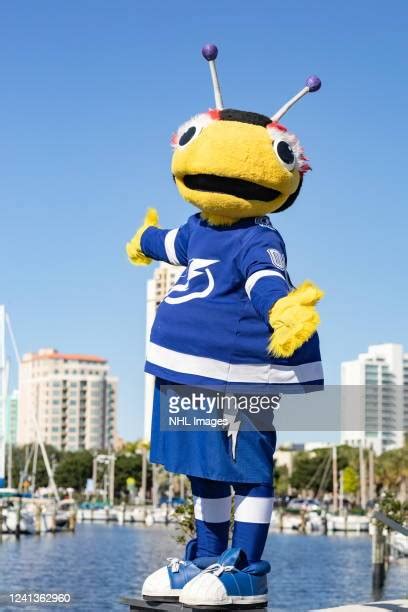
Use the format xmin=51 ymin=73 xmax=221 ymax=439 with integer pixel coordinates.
xmin=332 ymin=445 xmax=338 ymax=513
xmin=4 ymin=362 xmax=12 ymax=487
xmin=31 ymin=442 xmax=39 ymax=492
xmin=0 ymin=305 xmax=7 ymax=488
xmin=5 ymin=310 xmax=60 ymax=502
xmin=359 ymin=443 xmax=367 ymax=509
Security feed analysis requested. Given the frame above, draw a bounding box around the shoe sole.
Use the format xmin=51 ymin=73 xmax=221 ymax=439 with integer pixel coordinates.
xmin=143 ymin=594 xmax=179 ymax=603
xmin=180 ymin=596 xmax=268 ymax=609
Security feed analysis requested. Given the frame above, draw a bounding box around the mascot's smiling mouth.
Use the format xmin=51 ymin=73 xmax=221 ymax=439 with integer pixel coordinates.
xmin=183 ymin=174 xmax=281 ymax=202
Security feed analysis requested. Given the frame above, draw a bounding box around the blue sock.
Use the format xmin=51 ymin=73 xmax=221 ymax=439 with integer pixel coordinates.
xmin=189 ymin=476 xmax=231 ymax=558
xmin=232 ymin=483 xmax=274 ymax=563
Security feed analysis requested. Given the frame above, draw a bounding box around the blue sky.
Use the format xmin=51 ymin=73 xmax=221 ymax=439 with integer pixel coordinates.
xmin=1 ymin=1 xmax=407 ymax=442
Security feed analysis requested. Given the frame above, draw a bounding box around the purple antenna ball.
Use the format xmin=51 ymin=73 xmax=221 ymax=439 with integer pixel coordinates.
xmin=202 ymin=43 xmax=218 ymax=61
xmin=306 ymin=75 xmax=321 ymax=92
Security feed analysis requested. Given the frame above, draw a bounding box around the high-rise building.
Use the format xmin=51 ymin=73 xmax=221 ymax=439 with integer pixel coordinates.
xmin=144 ymin=262 xmax=184 ymax=441
xmin=18 ymin=348 xmax=118 ymax=451
xmin=6 ymin=390 xmax=19 ymax=445
xmin=341 ymin=343 xmax=407 ymax=454
xmin=0 ymin=390 xmax=19 ymax=446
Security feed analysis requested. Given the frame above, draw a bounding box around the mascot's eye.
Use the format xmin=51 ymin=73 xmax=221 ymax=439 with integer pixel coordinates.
xmin=173 ymin=112 xmax=219 ymax=149
xmin=274 ymin=140 xmax=296 ymax=170
xmin=179 ymin=126 xmax=197 ymax=146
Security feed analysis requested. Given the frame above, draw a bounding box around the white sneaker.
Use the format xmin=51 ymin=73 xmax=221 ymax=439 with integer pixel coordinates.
xmin=179 ymin=548 xmax=270 ymax=608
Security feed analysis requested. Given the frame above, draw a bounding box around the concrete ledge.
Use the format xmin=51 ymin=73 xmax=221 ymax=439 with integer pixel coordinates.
xmin=311 ymin=599 xmax=408 ymax=611
xmin=120 ymin=597 xmax=407 ymax=612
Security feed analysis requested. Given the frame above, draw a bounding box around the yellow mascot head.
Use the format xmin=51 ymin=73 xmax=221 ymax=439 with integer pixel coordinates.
xmin=171 ymin=44 xmax=321 ymax=226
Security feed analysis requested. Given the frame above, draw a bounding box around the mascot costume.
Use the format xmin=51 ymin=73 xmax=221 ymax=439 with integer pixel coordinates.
xmin=127 ymin=44 xmax=323 ymax=608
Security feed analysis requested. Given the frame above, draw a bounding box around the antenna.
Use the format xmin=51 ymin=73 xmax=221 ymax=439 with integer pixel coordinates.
xmin=271 ymin=75 xmax=321 ymax=123
xmin=202 ymin=43 xmax=224 ymax=110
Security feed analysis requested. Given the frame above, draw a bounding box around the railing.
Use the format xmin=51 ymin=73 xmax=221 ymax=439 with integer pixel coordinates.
xmin=371 ymin=507 xmax=407 ymax=593
xmin=373 ymin=511 xmax=408 ymax=537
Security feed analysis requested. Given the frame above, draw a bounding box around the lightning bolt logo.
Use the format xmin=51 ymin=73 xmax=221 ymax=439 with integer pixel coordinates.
xmin=222 ymin=394 xmax=241 ymax=461
xmin=226 ymin=415 xmax=240 ymax=460
xmin=164 ymin=258 xmax=219 ymax=305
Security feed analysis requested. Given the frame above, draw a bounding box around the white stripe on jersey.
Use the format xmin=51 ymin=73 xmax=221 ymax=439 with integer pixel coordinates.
xmin=193 ymin=495 xmax=232 ymax=523
xmin=245 ymin=269 xmax=288 ymax=298
xmin=234 ymin=495 xmax=274 ymax=524
xmin=164 ymin=228 xmax=180 ymax=265
xmin=147 ymin=342 xmax=323 ymax=384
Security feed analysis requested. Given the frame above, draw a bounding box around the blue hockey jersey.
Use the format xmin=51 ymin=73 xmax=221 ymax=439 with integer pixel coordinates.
xmin=141 ymin=213 xmax=323 ymax=389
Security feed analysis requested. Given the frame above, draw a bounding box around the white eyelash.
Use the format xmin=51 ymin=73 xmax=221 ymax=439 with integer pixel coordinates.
xmin=171 ymin=112 xmax=216 ymax=149
xmin=267 ymin=125 xmax=310 ymax=173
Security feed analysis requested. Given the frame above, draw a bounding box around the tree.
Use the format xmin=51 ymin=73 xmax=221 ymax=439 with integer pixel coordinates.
xmin=376 ymin=442 xmax=408 ymax=501
xmin=343 ymin=466 xmax=359 ymax=495
xmin=11 ymin=444 xmax=61 ymax=490
xmin=379 ymin=491 xmax=408 ymax=525
xmin=288 ymin=444 xmax=365 ymax=497
xmin=114 ymin=453 xmax=144 ymax=497
xmin=274 ymin=464 xmax=290 ymax=497
xmin=290 ymin=449 xmax=331 ymax=495
xmin=54 ymin=450 xmax=93 ymax=490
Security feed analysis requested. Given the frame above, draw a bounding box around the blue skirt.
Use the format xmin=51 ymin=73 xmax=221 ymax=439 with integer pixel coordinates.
xmin=149 ymin=378 xmax=276 ymax=485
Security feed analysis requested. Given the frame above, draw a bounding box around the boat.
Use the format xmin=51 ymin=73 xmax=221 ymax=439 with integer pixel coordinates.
xmin=115 ymin=505 xmax=147 ymax=524
xmin=390 ymin=531 xmax=408 ymax=557
xmin=77 ymin=502 xmax=117 ymax=522
xmin=40 ymin=499 xmax=77 ymax=531
xmin=5 ymin=505 xmax=36 ymax=534
xmin=326 ymin=513 xmax=369 ymax=532
xmin=144 ymin=504 xmax=175 ymax=526
xmin=270 ymin=510 xmax=302 ymax=531
xmin=270 ymin=509 xmax=324 ymax=532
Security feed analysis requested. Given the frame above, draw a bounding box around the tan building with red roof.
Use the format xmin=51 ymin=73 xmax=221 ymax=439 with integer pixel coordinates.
xmin=18 ymin=348 xmax=117 ymax=451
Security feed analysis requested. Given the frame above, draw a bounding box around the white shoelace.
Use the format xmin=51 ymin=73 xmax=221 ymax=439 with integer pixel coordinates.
xmin=201 ymin=563 xmax=235 ymax=577
xmin=167 ymin=557 xmax=186 ymax=573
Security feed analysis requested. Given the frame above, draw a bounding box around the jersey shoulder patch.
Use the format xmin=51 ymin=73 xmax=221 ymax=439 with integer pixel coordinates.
xmin=267 ymin=248 xmax=286 ymax=270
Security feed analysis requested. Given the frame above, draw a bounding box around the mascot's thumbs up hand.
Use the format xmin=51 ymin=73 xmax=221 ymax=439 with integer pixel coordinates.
xmin=126 ymin=208 xmax=159 ymax=265
xmin=268 ymin=281 xmax=324 ymax=358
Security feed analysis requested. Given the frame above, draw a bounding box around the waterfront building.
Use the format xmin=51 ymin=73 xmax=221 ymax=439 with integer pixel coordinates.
xmin=0 ymin=390 xmax=19 ymax=447
xmin=6 ymin=390 xmax=19 ymax=444
xmin=341 ymin=343 xmax=406 ymax=454
xmin=144 ymin=262 xmax=184 ymax=441
xmin=18 ymin=348 xmax=118 ymax=451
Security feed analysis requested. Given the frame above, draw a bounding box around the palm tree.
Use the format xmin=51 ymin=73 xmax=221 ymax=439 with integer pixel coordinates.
xmin=376 ymin=442 xmax=408 ymax=502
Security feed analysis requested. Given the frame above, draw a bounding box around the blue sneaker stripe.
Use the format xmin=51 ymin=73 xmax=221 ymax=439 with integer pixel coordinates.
xmin=168 ymin=563 xmax=201 ymax=590
xmin=221 ymin=573 xmax=241 ymax=596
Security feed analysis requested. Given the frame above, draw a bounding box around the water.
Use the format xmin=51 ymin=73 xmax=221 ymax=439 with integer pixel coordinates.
xmin=0 ymin=524 xmax=406 ymax=611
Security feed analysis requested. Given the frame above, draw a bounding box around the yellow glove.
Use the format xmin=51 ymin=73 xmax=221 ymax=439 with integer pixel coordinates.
xmin=126 ymin=208 xmax=159 ymax=266
xmin=268 ymin=280 xmax=324 ymax=358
